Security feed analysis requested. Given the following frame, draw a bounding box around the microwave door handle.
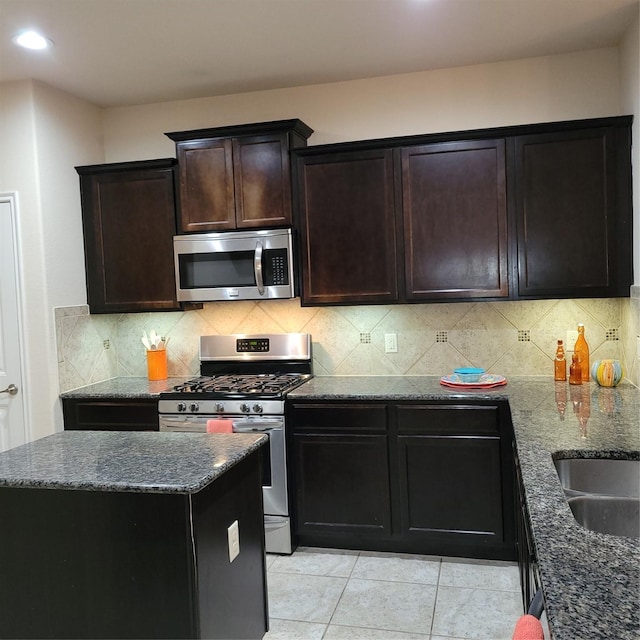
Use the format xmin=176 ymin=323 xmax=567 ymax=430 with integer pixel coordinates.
xmin=254 ymin=241 xmax=265 ymax=295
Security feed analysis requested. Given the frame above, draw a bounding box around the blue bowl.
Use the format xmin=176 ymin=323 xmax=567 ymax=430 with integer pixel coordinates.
xmin=454 ymin=367 xmax=486 ymax=383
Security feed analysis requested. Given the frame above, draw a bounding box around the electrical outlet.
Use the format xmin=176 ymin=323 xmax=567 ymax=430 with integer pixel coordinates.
xmin=566 ymin=330 xmax=579 ymax=350
xmin=384 ymin=333 xmax=398 ymax=353
xmin=227 ymin=520 xmax=240 ymax=562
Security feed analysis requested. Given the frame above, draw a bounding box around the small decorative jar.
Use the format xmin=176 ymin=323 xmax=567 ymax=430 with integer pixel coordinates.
xmin=590 ymin=359 xmax=623 ymax=387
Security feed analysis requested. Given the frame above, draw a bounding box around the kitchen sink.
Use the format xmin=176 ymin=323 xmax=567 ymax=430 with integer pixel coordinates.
xmin=554 ymin=458 xmax=640 ymax=498
xmin=553 ymin=458 xmax=640 ymax=538
xmin=566 ymin=495 xmax=640 ymax=538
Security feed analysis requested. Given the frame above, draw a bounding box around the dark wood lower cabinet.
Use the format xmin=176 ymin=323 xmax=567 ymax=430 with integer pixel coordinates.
xmin=288 ymin=400 xmax=516 ymax=560
xmin=62 ymin=398 xmax=159 ymax=431
xmin=290 ymin=403 xmax=392 ymax=548
xmin=396 ymin=404 xmax=510 ymax=558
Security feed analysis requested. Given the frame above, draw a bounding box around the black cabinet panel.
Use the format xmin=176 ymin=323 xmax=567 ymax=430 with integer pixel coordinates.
xmin=402 ymin=139 xmax=508 ymax=300
xmin=292 ymin=433 xmax=392 ymax=536
xmin=62 ymin=398 xmax=159 ymax=431
xmin=76 ymin=159 xmax=182 ymax=313
xmin=288 ymin=399 xmax=516 ymax=559
xmin=295 ymin=148 xmax=398 ymax=304
xmin=514 ymin=124 xmax=633 ymax=298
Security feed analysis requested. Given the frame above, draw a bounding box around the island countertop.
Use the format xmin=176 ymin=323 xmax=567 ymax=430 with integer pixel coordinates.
xmin=0 ymin=430 xmax=267 ymax=494
xmin=288 ymin=375 xmax=640 ymax=640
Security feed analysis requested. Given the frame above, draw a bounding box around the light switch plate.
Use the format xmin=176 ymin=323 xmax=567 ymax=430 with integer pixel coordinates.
xmin=566 ymin=330 xmax=579 ymax=350
xmin=228 ymin=520 xmax=240 ymax=562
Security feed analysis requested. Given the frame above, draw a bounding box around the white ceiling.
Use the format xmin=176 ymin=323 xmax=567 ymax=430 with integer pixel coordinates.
xmin=0 ymin=0 xmax=638 ymax=109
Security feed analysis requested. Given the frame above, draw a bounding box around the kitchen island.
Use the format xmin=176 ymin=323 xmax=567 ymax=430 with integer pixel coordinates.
xmin=0 ymin=430 xmax=269 ymax=639
xmin=287 ymin=376 xmax=640 ymax=640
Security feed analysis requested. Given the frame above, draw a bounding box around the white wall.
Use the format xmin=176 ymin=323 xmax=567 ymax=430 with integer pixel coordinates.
xmin=102 ymin=47 xmax=622 ymax=161
xmin=0 ymin=80 xmax=103 ymax=438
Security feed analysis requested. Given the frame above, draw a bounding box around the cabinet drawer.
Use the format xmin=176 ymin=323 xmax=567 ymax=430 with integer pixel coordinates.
xmin=63 ymin=400 xmax=159 ymax=431
xmin=396 ymin=404 xmax=499 ymax=435
xmin=289 ymin=403 xmax=387 ymax=432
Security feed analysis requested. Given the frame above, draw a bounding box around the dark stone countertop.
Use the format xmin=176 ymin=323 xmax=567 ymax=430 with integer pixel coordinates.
xmin=59 ymin=377 xmax=185 ymax=399
xmin=0 ymin=430 xmax=266 ymax=495
xmin=288 ymin=375 xmax=640 ymax=640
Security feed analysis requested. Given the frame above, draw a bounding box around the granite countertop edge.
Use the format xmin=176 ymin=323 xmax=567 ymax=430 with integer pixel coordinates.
xmin=0 ymin=431 xmax=268 ymax=495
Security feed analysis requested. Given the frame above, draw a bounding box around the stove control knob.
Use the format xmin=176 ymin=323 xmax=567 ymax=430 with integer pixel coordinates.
xmin=189 ymin=402 xmax=199 ymax=413
xmin=240 ymin=403 xmax=251 ymax=414
xmin=177 ymin=402 xmax=187 ymax=412
xmin=215 ymin=403 xmax=225 ymax=414
xmin=252 ymin=404 xmax=263 ymax=414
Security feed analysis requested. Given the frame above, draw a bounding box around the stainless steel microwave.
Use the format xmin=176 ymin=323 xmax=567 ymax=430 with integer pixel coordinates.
xmin=173 ymin=228 xmax=296 ymax=302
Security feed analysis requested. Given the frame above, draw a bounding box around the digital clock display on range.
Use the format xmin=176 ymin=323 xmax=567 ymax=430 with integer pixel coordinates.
xmin=236 ymin=338 xmax=270 ymax=352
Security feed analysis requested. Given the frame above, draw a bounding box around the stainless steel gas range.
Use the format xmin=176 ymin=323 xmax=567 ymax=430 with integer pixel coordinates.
xmin=158 ymin=333 xmax=312 ymax=554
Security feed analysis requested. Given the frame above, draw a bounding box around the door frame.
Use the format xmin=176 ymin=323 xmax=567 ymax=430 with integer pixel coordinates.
xmin=0 ymin=192 xmax=29 ymax=446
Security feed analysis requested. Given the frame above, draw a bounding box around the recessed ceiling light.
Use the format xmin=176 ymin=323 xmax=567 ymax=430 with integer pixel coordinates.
xmin=12 ymin=30 xmax=53 ymax=50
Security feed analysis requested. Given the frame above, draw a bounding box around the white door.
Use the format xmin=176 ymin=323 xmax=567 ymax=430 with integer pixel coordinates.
xmin=0 ymin=194 xmax=27 ymax=452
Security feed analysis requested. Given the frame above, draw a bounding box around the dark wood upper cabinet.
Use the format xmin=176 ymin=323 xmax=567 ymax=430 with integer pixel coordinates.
xmin=294 ymin=148 xmax=398 ymax=305
xmin=513 ymin=124 xmax=633 ymax=298
xmin=292 ymin=116 xmax=632 ymax=306
xmin=76 ymin=159 xmax=183 ymax=314
xmin=401 ymin=139 xmax=508 ymax=300
xmin=167 ymin=120 xmax=313 ymax=233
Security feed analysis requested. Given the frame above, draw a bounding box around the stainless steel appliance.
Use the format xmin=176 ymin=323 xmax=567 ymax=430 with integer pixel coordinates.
xmin=173 ymin=228 xmax=296 ymax=302
xmin=158 ymin=333 xmax=312 ymax=554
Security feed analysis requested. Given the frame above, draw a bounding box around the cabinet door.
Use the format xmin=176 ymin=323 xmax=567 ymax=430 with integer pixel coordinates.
xmin=396 ymin=404 xmax=506 ymax=555
xmin=289 ymin=403 xmax=391 ymax=545
xmin=401 ymin=139 xmax=508 ymax=300
xmin=175 ymin=138 xmax=236 ymax=232
xmin=514 ymin=126 xmax=633 ymax=298
xmin=296 ymin=149 xmax=398 ymax=304
xmin=233 ymin=133 xmax=293 ymax=228
xmin=78 ymin=160 xmax=181 ymax=313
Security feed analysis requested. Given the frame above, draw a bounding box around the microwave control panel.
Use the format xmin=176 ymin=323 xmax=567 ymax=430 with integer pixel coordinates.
xmin=264 ymin=249 xmax=289 ymax=285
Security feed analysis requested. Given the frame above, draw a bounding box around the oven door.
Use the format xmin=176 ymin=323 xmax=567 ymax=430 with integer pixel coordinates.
xmin=158 ymin=414 xmax=288 ymax=517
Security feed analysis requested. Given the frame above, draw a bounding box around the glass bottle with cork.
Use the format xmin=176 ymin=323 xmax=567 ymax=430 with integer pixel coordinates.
xmin=574 ymin=323 xmax=590 ymax=382
xmin=554 ymin=339 xmax=566 ymax=381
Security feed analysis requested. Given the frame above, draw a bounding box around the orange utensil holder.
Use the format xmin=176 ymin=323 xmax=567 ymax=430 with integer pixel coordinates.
xmin=146 ymin=349 xmax=167 ymax=381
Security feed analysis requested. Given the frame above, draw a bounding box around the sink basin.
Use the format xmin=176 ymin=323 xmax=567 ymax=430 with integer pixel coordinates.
xmin=554 ymin=458 xmax=639 ymax=498
xmin=567 ymin=495 xmax=640 ymax=538
xmin=553 ymin=458 xmax=640 ymax=538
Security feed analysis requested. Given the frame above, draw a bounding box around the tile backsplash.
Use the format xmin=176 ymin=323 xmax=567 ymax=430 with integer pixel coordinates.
xmin=55 ymin=294 xmax=640 ymax=392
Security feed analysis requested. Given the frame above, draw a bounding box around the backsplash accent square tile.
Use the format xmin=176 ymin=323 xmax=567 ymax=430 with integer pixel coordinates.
xmin=55 ymin=296 xmax=638 ymax=392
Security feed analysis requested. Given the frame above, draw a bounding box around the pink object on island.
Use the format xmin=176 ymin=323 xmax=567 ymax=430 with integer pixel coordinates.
xmin=206 ymin=419 xmax=233 ymax=433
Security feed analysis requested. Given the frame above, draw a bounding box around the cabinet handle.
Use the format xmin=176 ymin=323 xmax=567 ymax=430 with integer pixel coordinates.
xmin=0 ymin=384 xmax=18 ymax=396
xmin=254 ymin=241 xmax=264 ymax=295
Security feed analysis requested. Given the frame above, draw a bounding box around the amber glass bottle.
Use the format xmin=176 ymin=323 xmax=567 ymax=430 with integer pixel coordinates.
xmin=569 ymin=354 xmax=582 ymax=385
xmin=574 ymin=324 xmax=590 ymax=382
xmin=554 ymin=340 xmax=566 ymax=381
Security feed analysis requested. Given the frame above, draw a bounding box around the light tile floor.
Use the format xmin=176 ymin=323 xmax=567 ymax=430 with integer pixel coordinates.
xmin=264 ymin=547 xmax=526 ymax=640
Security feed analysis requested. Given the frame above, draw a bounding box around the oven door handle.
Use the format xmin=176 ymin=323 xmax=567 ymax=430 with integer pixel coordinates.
xmin=254 ymin=241 xmax=265 ymax=295
xmin=159 ymin=417 xmax=205 ymax=431
xmin=233 ymin=420 xmax=282 ymax=433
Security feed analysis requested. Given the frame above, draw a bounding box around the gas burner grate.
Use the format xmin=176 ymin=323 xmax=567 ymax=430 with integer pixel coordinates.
xmin=170 ymin=373 xmax=309 ymax=397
